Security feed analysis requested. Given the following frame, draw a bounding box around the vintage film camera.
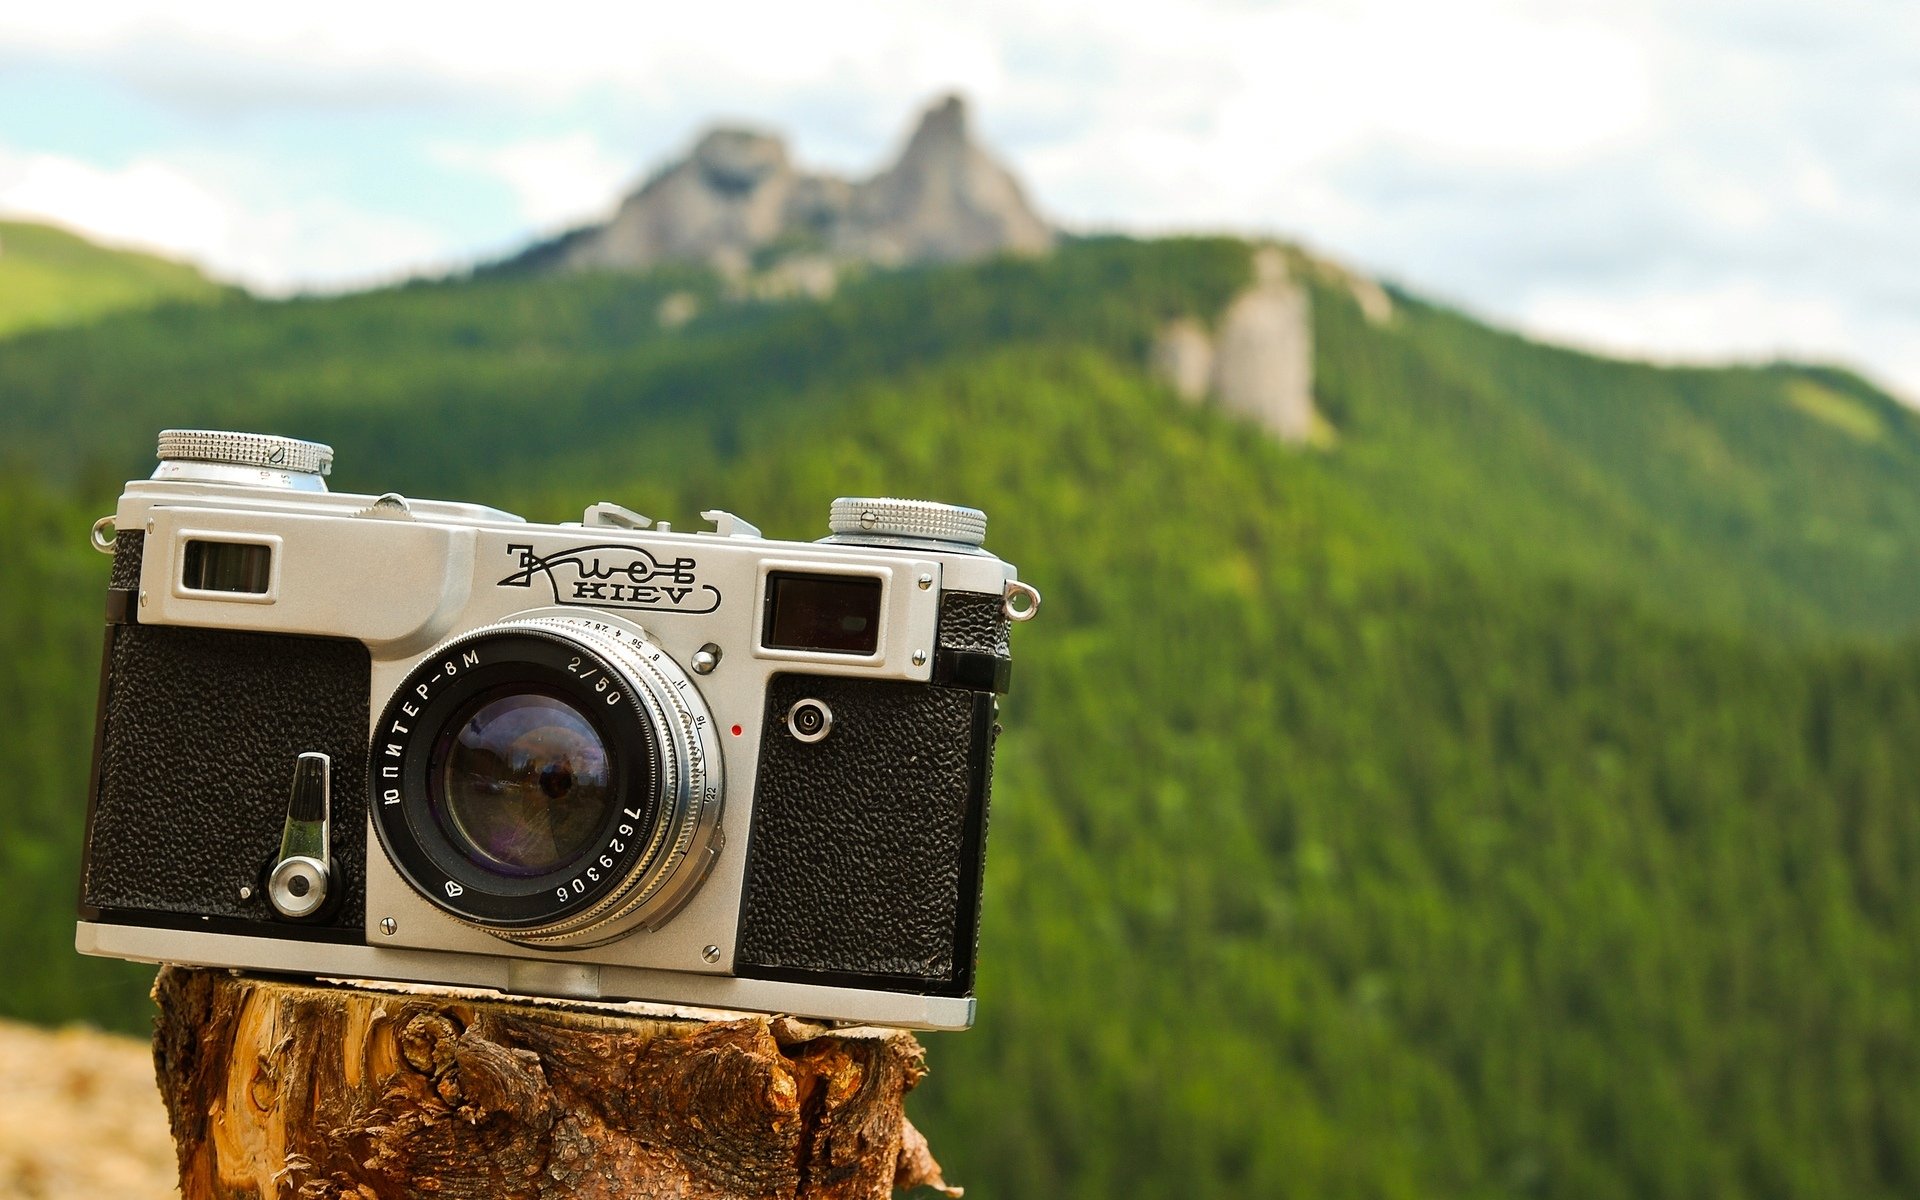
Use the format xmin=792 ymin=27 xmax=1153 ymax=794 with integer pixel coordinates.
xmin=75 ymin=430 xmax=1038 ymax=1029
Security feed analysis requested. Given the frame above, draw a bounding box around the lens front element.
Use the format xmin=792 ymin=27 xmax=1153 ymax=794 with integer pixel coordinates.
xmin=435 ymin=687 xmax=613 ymax=878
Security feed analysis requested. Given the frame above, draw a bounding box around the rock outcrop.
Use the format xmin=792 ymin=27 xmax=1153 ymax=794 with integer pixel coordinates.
xmin=541 ymin=94 xmax=1051 ymax=279
xmin=840 ymin=95 xmax=1053 ymax=266
xmin=1156 ymin=246 xmax=1323 ymax=445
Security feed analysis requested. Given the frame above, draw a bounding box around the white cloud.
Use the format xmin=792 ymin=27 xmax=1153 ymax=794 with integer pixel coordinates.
xmin=1521 ymin=281 xmax=1915 ymax=405
xmin=1522 ymin=280 xmax=1852 ymax=366
xmin=0 ymin=3 xmax=1011 ymax=108
xmin=0 ymin=150 xmax=232 ymax=259
xmin=0 ymin=145 xmax=452 ymax=293
xmin=0 ymin=0 xmax=1914 ymax=396
xmin=0 ymin=0 xmax=1655 ymax=170
xmin=432 ymin=133 xmax=634 ymax=233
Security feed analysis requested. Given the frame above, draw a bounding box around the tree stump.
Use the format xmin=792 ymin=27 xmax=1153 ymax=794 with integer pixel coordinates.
xmin=149 ymin=967 xmax=957 ymax=1199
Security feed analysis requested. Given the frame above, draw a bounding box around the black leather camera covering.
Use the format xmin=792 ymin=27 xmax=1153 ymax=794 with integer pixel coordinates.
xmin=108 ymin=529 xmax=144 ymax=591
xmin=737 ymin=673 xmax=995 ymax=990
xmin=736 ymin=588 xmax=1010 ymax=991
xmin=82 ymin=614 xmax=371 ymax=934
xmin=937 ymin=589 xmax=1011 ymax=656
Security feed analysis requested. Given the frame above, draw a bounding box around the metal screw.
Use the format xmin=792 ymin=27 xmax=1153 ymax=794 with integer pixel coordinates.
xmin=691 ymin=644 xmax=721 ymax=675
xmin=238 ymin=885 xmax=253 ymax=901
xmin=702 ymin=945 xmax=721 ymax=964
xmin=912 ymin=649 xmax=929 ymax=666
xmin=917 ymin=573 xmax=933 ymax=590
xmin=380 ymin=917 xmax=398 ymax=936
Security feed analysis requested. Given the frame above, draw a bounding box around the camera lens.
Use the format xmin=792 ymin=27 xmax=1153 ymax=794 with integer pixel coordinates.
xmin=432 ymin=687 xmax=613 ymax=878
xmin=371 ymin=616 xmax=724 ymax=947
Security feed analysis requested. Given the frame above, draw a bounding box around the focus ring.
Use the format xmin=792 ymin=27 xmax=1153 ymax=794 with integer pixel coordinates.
xmin=157 ymin=429 xmax=334 ymax=477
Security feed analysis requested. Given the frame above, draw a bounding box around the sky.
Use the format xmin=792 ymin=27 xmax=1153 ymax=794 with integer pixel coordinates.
xmin=1 ymin=0 xmax=1915 ymax=398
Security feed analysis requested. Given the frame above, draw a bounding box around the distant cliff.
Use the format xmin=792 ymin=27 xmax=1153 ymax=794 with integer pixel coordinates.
xmin=508 ymin=94 xmax=1052 ymax=280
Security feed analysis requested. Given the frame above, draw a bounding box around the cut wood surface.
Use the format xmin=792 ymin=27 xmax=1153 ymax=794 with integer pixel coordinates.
xmin=151 ymin=966 xmax=956 ymax=1199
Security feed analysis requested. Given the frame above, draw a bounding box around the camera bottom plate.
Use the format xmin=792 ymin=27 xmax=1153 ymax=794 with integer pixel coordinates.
xmin=75 ymin=921 xmax=975 ymax=1031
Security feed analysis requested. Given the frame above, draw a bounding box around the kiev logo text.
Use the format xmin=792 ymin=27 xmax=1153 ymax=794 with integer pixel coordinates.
xmin=499 ymin=543 xmax=722 ymax=614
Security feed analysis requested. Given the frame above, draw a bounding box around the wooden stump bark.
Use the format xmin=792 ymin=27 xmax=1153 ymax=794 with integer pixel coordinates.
xmin=149 ymin=967 xmax=957 ymax=1199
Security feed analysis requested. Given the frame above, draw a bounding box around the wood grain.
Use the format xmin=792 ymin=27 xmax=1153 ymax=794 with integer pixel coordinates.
xmin=151 ymin=967 xmax=957 ymax=1199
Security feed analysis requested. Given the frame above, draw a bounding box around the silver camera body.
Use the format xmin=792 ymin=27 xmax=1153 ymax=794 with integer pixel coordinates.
xmin=76 ymin=431 xmax=1036 ymax=1029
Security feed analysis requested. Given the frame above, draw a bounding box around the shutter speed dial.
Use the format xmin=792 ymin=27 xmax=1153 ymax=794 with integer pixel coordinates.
xmin=155 ymin=429 xmax=334 ymax=492
xmin=827 ymin=497 xmax=987 ymax=550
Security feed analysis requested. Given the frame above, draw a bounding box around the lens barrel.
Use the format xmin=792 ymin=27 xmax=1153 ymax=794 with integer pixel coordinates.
xmin=370 ymin=615 xmax=722 ymax=947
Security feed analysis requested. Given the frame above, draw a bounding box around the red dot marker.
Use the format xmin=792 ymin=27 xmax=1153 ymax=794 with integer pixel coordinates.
xmin=730 ymin=724 xmax=743 ymax=737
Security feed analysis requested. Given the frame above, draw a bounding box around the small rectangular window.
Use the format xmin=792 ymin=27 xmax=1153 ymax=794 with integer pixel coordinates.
xmin=763 ymin=572 xmax=883 ymax=655
xmin=181 ymin=540 xmax=273 ymax=595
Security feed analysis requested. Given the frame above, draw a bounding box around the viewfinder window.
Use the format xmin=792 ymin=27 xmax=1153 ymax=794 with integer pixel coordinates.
xmin=181 ymin=539 xmax=272 ymax=595
xmin=763 ymin=572 xmax=883 ymax=655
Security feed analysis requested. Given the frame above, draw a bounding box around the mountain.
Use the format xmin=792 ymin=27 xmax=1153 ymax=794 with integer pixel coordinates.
xmin=0 ymin=219 xmax=225 ymax=337
xmin=0 ymin=238 xmax=1916 ymax=1200
xmin=506 ymin=94 xmax=1052 ymax=281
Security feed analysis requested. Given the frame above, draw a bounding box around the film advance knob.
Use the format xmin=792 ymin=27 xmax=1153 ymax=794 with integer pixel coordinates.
xmin=156 ymin=430 xmax=334 ymax=478
xmin=829 ymin=497 xmax=987 ymax=548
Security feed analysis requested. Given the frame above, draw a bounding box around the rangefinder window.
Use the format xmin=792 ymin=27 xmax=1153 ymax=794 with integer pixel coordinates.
xmin=763 ymin=572 xmax=883 ymax=655
xmin=181 ymin=539 xmax=272 ymax=594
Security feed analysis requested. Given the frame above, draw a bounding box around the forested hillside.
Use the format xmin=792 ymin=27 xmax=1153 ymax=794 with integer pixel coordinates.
xmin=0 ymin=220 xmax=224 ymax=336
xmin=1 ymin=238 xmax=1915 ymax=1198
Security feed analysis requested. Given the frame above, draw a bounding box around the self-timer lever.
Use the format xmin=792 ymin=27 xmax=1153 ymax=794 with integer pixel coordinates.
xmin=267 ymin=752 xmax=332 ymax=919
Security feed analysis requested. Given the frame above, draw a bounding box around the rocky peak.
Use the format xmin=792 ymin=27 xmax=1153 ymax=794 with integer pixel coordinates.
xmin=541 ymin=94 xmax=1051 ymax=279
xmin=849 ymin=94 xmax=1052 ymax=265
xmin=911 ymin=93 xmax=970 ymax=144
xmin=689 ymin=129 xmax=789 ymax=197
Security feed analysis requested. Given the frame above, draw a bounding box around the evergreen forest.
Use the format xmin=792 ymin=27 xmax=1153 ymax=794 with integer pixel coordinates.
xmin=0 ymin=237 xmax=1915 ymax=1198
